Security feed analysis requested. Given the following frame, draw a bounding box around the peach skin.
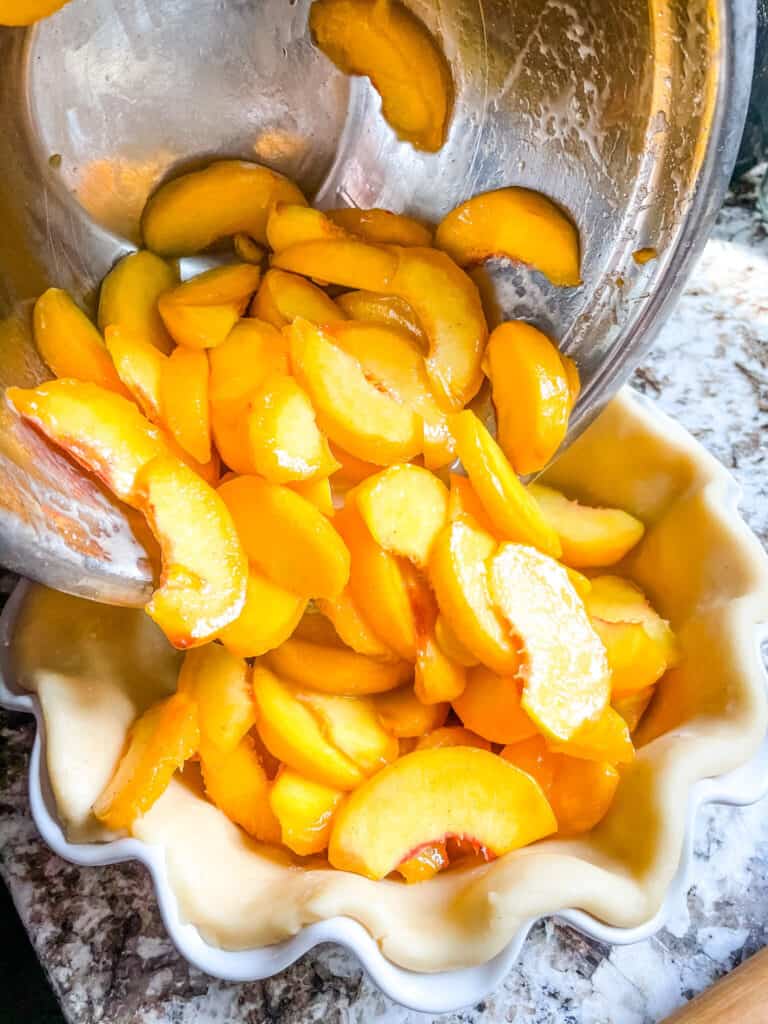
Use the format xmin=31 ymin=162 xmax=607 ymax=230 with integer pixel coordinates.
xmin=327 ymin=208 xmax=433 ymax=247
xmin=218 ymin=567 xmax=306 ymax=658
xmin=104 ymin=326 xmax=166 ymax=422
xmin=452 ymin=665 xmax=537 ymax=745
xmin=489 ymin=544 xmax=611 ymax=743
xmin=98 ymin=250 xmax=178 ymax=354
xmin=269 ymin=769 xmax=343 ymax=856
xmin=435 ymin=187 xmax=581 ymax=286
xmin=218 ymin=474 xmax=350 ymax=600
xmin=142 ymin=159 xmax=307 ymax=255
xmin=527 ymin=484 xmax=645 ymax=569
xmin=328 ymin=747 xmax=556 ymax=881
xmin=93 ymin=693 xmax=199 ymax=833
xmin=264 ymin=637 xmax=412 ymax=695
xmin=33 ymin=289 xmax=129 ymax=396
xmin=335 ymin=291 xmax=427 ymax=348
xmin=288 ymin=318 xmax=422 ymax=466
xmin=177 ymin=643 xmax=255 ymax=753
xmin=374 ymin=685 xmax=448 ymax=738
xmin=310 ymin=0 xmax=453 ymax=153
xmin=159 ymin=346 xmax=211 ymax=464
xmin=451 ymin=410 xmax=561 ymax=556
xmin=158 ymin=264 xmax=261 ymax=350
xmin=252 ymin=269 xmax=345 ymax=329
xmin=484 ymin=321 xmax=571 ymax=475
xmin=200 ymin=734 xmax=281 ymax=843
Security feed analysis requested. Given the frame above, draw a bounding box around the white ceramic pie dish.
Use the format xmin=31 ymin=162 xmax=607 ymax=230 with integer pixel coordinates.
xmin=1 ymin=388 xmax=767 ymax=1014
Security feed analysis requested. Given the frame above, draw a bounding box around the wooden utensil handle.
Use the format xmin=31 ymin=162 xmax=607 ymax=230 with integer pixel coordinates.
xmin=661 ymin=947 xmax=768 ymax=1023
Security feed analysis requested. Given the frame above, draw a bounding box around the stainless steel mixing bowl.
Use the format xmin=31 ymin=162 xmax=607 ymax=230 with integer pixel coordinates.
xmin=0 ymin=0 xmax=755 ymax=606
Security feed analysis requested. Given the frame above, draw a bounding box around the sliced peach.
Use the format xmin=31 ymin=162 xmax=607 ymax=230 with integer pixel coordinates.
xmin=355 ymin=464 xmax=448 ymax=568
xmin=549 ymin=758 xmax=619 ymax=836
xmin=93 ymin=693 xmax=199 ymax=832
xmin=612 ymin=686 xmax=655 ymax=734
xmin=199 ymin=733 xmax=280 ymax=843
xmin=316 ymin=590 xmax=396 ymax=659
xmin=500 ymin=735 xmax=557 ymax=795
xmin=434 ymin=614 xmax=479 ymax=668
xmin=310 ymin=0 xmax=453 ymax=153
xmin=269 ymin=769 xmax=343 ymax=856
xmin=218 ymin=566 xmax=306 ymax=658
xmin=561 ymin=354 xmax=581 ymax=410
xmin=0 ymin=1 xmax=73 ymax=25
xmin=158 ymin=264 xmax=262 ymax=350
xmin=336 ymin=290 xmax=427 ymax=348
xmin=415 ymin=630 xmax=466 ymax=704
xmin=246 ymin=372 xmax=338 ymax=484
xmin=333 ymin=504 xmax=418 ymax=659
xmin=565 ymin=567 xmax=592 ymax=601
xmin=452 ymin=666 xmax=537 ymax=745
xmin=328 ymin=747 xmax=556 ymax=880
xmin=489 ymin=544 xmax=610 ymax=742
xmin=297 ymin=688 xmax=399 ymax=775
xmin=451 ymin=410 xmax=561 ymax=556
xmin=327 ymin=208 xmax=433 ymax=247
xmin=177 ymin=643 xmax=254 ymax=752
xmin=435 ymin=187 xmax=581 ymax=286
xmin=549 ymin=705 xmax=634 ymax=764
xmin=288 ymin=318 xmax=421 ymax=465
xmin=273 ymin=238 xmax=399 ymax=291
xmin=233 ymin=233 xmax=265 ymax=265
xmin=397 ymin=843 xmax=448 ymax=884
xmin=266 ymin=203 xmax=348 ymax=253
xmin=165 ymin=431 xmax=220 ymax=486
xmin=252 ymin=268 xmax=345 ymax=329
xmin=6 ymin=379 xmax=168 ymax=505
xmin=136 ymin=455 xmax=248 ymax=647
xmin=158 ymin=346 xmax=211 ymax=463
xmin=98 ymin=250 xmax=178 ymax=354
xmin=292 ymin=608 xmax=344 ymax=647
xmin=527 ymin=485 xmax=645 ymax=569
xmin=374 ymin=684 xmax=448 ymax=737
xmin=104 ymin=325 xmax=166 ymax=421
xmin=327 ymin=321 xmax=454 ymax=469
xmin=288 ymin=476 xmax=335 ymax=516
xmin=264 ymin=637 xmax=411 ymax=695
xmin=415 ymin=726 xmax=491 ymax=751
xmin=142 ymin=159 xmax=307 ymax=256
xmin=218 ymin=474 xmax=350 ymax=599
xmin=329 ymin=443 xmax=380 ymax=487
xmin=447 ymin=473 xmax=498 ymax=537
xmin=484 ymin=321 xmax=571 ymax=475
xmin=428 ymin=518 xmax=518 ymax=675
xmin=33 ymin=288 xmax=128 ymax=396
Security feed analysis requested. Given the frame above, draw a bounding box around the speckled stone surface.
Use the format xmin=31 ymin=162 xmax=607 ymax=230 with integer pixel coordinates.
xmin=0 ymin=176 xmax=766 ymax=1024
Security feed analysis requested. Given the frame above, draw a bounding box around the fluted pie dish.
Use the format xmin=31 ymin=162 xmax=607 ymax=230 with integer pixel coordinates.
xmin=1 ymin=388 xmax=767 ymax=1013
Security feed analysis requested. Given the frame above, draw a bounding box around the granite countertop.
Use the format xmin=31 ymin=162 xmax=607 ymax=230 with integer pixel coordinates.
xmin=0 ymin=175 xmax=766 ymax=1024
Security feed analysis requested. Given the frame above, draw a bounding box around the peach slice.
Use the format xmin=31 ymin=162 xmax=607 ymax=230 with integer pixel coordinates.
xmin=33 ymin=288 xmax=129 ymax=396
xmin=527 ymin=485 xmax=645 ymax=569
xmin=288 ymin=476 xmax=335 ymax=516
xmin=252 ymin=666 xmax=395 ymax=789
xmin=612 ymin=686 xmax=655 ymax=734
xmin=158 ymin=264 xmax=262 ymax=350
xmin=93 ymin=693 xmax=199 ymax=832
xmin=336 ymin=291 xmax=427 ymax=348
xmin=435 ymin=187 xmax=581 ymax=286
xmin=327 ymin=208 xmax=433 ymax=247
xmin=561 ymin=354 xmax=581 ymax=411
xmin=549 ymin=705 xmax=634 ymax=764
xmin=274 ymin=237 xmax=399 ymax=291
xmin=489 ymin=544 xmax=610 ymax=742
xmin=500 ymin=735 xmax=557 ymax=795
xmin=355 ymin=464 xmax=448 ymax=568
xmin=327 ymin=321 xmax=454 ymax=469
xmin=218 ymin=566 xmax=306 ymax=658
xmin=565 ymin=567 xmax=592 ymax=601
xmin=453 ymin=665 xmax=537 ymax=745
xmin=252 ymin=269 xmax=345 ymax=329
xmin=269 ymin=769 xmax=343 ymax=856
xmin=98 ymin=250 xmax=178 ymax=354
xmin=136 ymin=455 xmax=248 ymax=646
xmin=200 ymin=733 xmax=281 ymax=843
xmin=415 ymin=726 xmax=491 ymax=752
xmin=158 ymin=346 xmax=211 ymax=464
xmin=447 ymin=473 xmax=498 ymax=537
xmin=415 ymin=630 xmax=466 ymax=704
xmin=374 ymin=685 xmax=448 ymax=738
xmin=0 ymin=0 xmax=72 ymax=25
xmin=333 ymin=504 xmax=418 ymax=660
xmin=397 ymin=843 xmax=448 ymax=884
xmin=451 ymin=410 xmax=561 ymax=556
xmin=434 ymin=614 xmax=479 ymax=668
xmin=328 ymin=747 xmax=556 ymax=880
xmin=329 ymin=443 xmax=380 ymax=488
xmin=233 ymin=233 xmax=265 ymax=265
xmin=316 ymin=590 xmax=396 ymax=660
xmin=218 ymin=474 xmax=350 ymax=599
xmin=310 ymin=0 xmax=453 ymax=153
xmin=177 ymin=643 xmax=254 ymax=752
xmin=266 ymin=203 xmax=348 ymax=253
xmin=292 ymin=608 xmax=344 ymax=647
xmin=288 ymin=318 xmax=421 ymax=465
xmin=549 ymin=758 xmax=619 ymax=836
xmin=484 ymin=321 xmax=571 ymax=475
xmin=6 ymin=379 xmax=168 ymax=505
xmin=104 ymin=325 xmax=166 ymax=421
xmin=246 ymin=372 xmax=339 ymax=484
xmin=264 ymin=637 xmax=411 ymax=695
xmin=142 ymin=159 xmax=307 ymax=255
xmin=428 ymin=518 xmax=518 ymax=675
